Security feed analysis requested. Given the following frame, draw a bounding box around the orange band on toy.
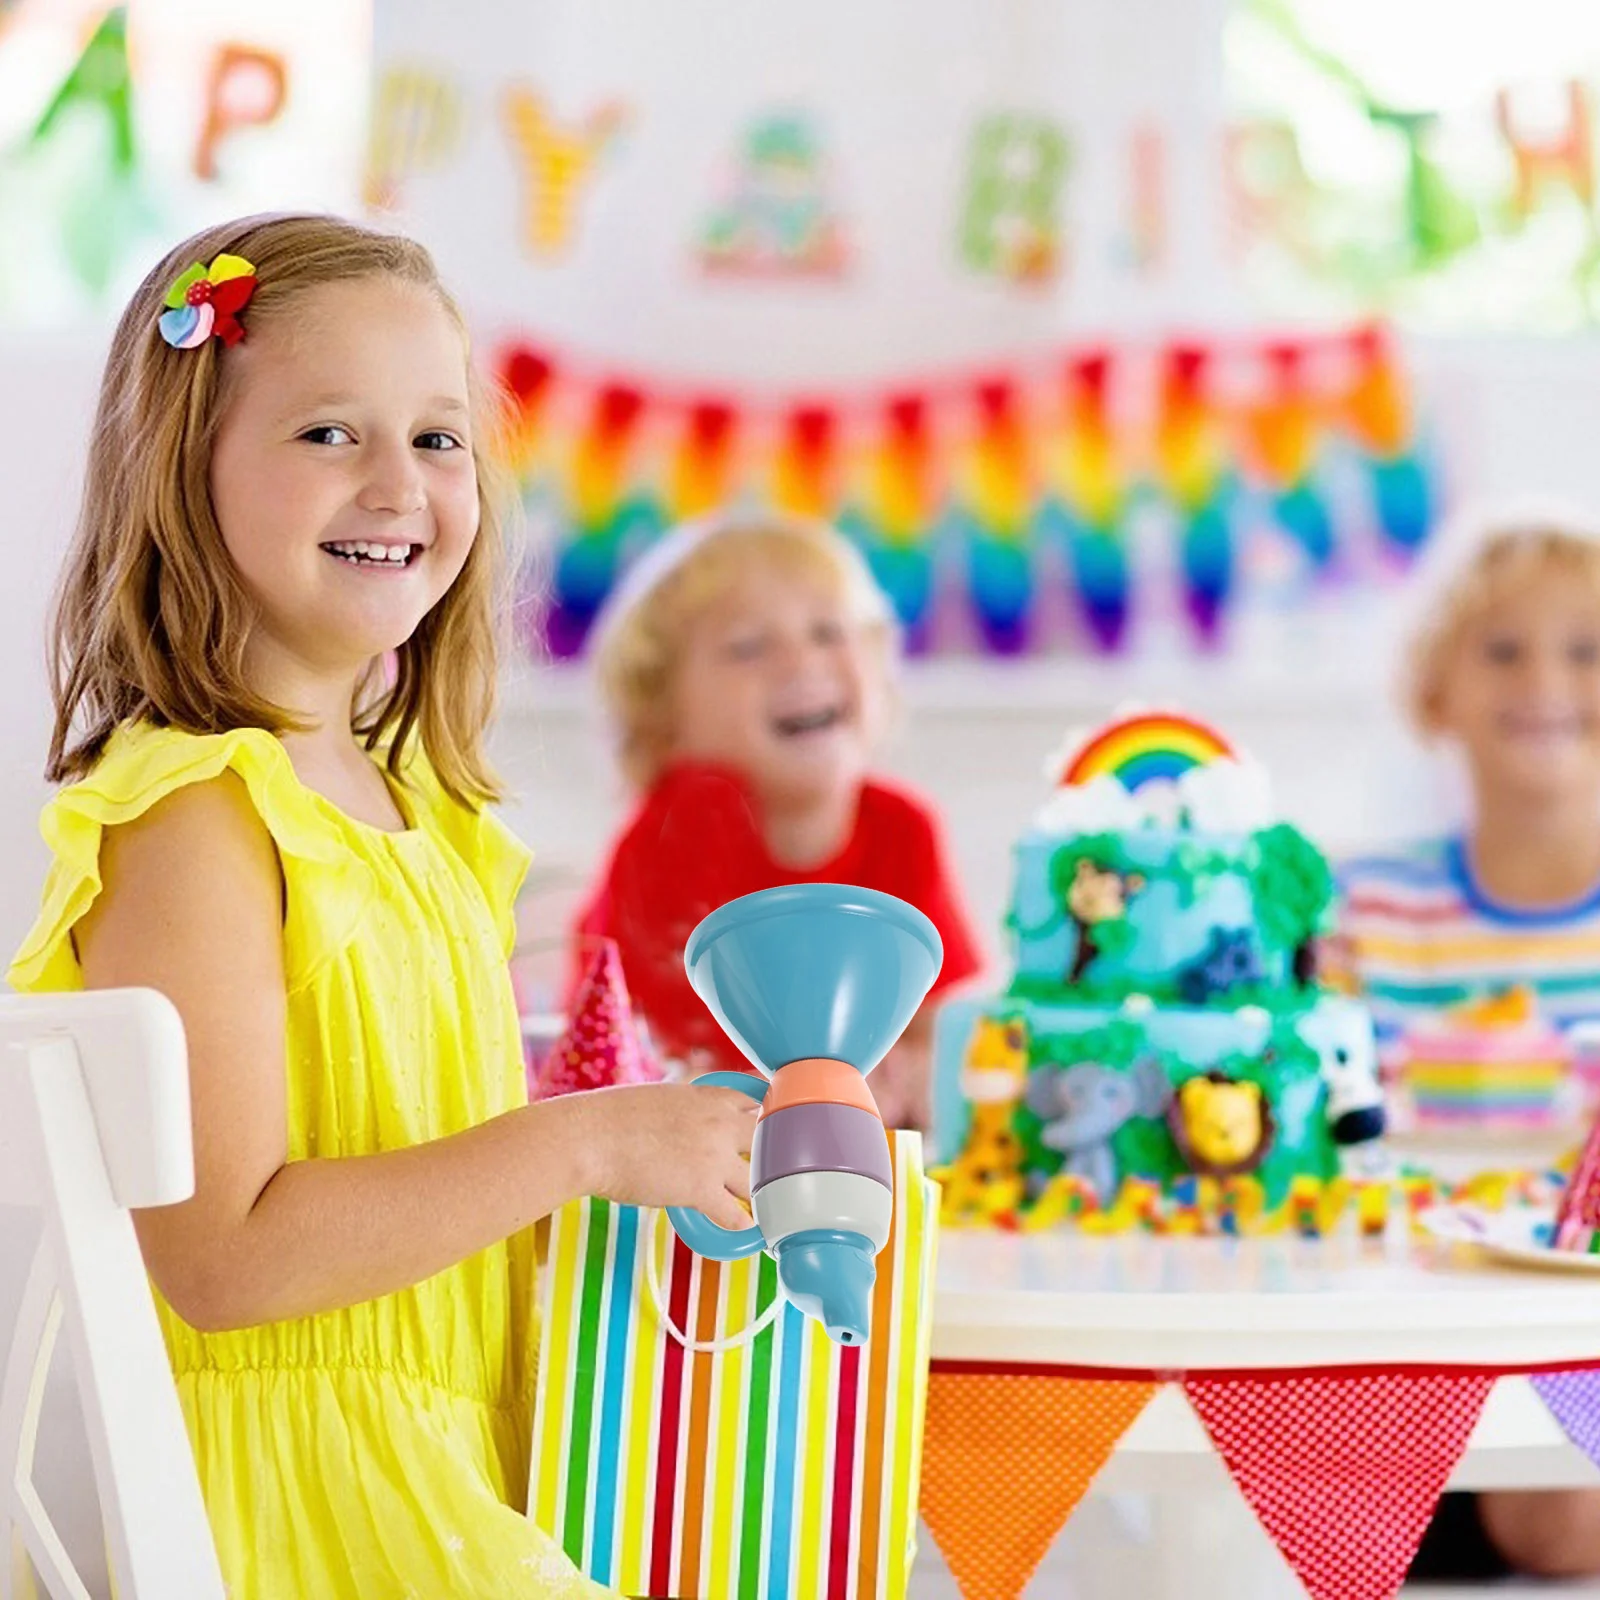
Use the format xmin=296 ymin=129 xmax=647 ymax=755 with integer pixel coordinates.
xmin=759 ymin=1057 xmax=881 ymax=1120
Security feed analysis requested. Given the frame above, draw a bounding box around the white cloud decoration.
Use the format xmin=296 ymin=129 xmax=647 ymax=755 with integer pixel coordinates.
xmin=1032 ymin=757 xmax=1276 ymax=835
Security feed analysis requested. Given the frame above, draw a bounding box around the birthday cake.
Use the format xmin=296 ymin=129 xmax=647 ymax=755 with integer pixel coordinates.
xmin=930 ymin=710 xmax=1386 ymax=1222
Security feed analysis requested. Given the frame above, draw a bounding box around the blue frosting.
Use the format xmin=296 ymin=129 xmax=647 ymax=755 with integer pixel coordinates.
xmin=1010 ymin=827 xmax=1292 ymax=993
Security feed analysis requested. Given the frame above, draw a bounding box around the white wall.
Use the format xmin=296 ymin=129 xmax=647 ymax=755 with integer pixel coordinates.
xmin=0 ymin=336 xmax=92 ymax=970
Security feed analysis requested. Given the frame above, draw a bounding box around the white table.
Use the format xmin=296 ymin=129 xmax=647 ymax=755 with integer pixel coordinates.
xmin=934 ymin=1228 xmax=1600 ymax=1372
xmin=928 ymin=1229 xmax=1600 ymax=1597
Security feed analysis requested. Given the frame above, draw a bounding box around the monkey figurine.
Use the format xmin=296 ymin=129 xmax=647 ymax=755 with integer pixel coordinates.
xmin=1065 ymin=858 xmax=1144 ymax=984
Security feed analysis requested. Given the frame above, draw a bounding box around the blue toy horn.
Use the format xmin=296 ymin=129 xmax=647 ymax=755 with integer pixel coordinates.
xmin=667 ymin=884 xmax=942 ymax=1345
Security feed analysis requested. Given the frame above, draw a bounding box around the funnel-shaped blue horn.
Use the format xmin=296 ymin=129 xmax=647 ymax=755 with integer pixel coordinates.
xmin=684 ymin=883 xmax=944 ymax=1074
xmin=669 ymin=884 xmax=942 ymax=1345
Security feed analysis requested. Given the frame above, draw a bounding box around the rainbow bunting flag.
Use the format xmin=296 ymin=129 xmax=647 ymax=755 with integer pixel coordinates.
xmin=1155 ymin=345 xmax=1239 ymax=642
xmin=1251 ymin=343 xmax=1334 ymax=570
xmin=492 ymin=324 xmax=1438 ymax=659
xmin=959 ymin=379 xmax=1037 ymax=654
xmin=1046 ymin=352 xmax=1131 ymax=652
xmin=531 ymin=1134 xmax=938 ymax=1600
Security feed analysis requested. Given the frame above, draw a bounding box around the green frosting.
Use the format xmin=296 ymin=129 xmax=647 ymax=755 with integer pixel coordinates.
xmin=1013 ymin=821 xmax=1335 ymax=1006
xmin=1168 ymin=839 xmax=1250 ymax=907
xmin=1248 ymin=823 xmax=1337 ymax=951
xmin=1044 ymin=834 xmax=1142 ymax=896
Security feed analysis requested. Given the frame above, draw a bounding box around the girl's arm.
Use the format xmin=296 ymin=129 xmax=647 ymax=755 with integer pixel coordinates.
xmin=78 ymin=774 xmax=755 ymax=1333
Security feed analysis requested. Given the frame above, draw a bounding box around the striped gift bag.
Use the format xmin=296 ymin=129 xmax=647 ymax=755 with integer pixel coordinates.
xmin=530 ymin=1132 xmax=938 ymax=1600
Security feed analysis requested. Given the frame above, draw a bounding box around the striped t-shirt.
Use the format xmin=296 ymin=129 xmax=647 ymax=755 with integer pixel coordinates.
xmin=1334 ymin=838 xmax=1600 ymax=1043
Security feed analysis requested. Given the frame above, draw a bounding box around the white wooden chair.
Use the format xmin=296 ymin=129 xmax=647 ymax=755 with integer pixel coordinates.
xmin=0 ymin=989 xmax=223 ymax=1600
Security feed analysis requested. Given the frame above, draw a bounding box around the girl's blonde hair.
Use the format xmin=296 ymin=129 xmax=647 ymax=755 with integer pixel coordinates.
xmin=47 ymin=211 xmax=513 ymax=805
xmin=1405 ymin=517 xmax=1600 ymax=733
xmin=592 ymin=513 xmax=898 ymax=789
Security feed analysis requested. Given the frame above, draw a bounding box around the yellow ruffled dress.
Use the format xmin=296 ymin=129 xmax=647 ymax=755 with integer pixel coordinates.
xmin=8 ymin=722 xmax=614 ymax=1600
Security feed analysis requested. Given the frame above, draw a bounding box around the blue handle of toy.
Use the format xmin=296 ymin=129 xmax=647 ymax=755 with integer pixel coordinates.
xmin=666 ymin=1071 xmax=770 ymax=1261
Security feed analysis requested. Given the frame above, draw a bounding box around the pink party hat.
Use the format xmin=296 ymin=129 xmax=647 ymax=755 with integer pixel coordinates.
xmin=534 ymin=938 xmax=661 ymax=1098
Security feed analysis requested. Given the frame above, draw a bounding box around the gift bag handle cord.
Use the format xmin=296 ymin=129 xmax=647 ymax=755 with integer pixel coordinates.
xmin=643 ymin=1207 xmax=783 ymax=1353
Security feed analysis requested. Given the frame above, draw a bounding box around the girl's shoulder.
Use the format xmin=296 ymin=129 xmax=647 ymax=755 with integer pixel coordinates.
xmin=37 ymin=721 xmax=324 ymax=856
xmin=10 ymin=723 xmax=531 ymax=993
xmin=11 ymin=722 xmax=348 ymax=994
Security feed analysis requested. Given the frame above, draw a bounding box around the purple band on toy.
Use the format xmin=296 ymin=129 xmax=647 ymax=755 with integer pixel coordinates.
xmin=751 ymin=1103 xmax=892 ymax=1193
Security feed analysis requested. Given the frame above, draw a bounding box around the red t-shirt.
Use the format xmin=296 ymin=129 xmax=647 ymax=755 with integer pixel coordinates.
xmin=568 ymin=763 xmax=983 ymax=1072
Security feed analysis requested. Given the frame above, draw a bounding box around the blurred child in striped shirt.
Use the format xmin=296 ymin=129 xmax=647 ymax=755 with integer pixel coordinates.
xmin=1337 ymin=512 xmax=1600 ymax=1582
xmin=1338 ymin=518 xmax=1600 ymax=1049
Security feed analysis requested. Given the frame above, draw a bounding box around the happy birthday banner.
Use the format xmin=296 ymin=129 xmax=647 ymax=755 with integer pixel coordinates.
xmin=494 ymin=322 xmax=1436 ymax=661
xmin=0 ymin=1 xmax=365 ymax=324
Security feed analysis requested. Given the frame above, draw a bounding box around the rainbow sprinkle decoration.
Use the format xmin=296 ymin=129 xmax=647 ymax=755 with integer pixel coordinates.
xmin=931 ymin=1164 xmax=1566 ymax=1240
xmin=1059 ymin=710 xmax=1236 ymax=795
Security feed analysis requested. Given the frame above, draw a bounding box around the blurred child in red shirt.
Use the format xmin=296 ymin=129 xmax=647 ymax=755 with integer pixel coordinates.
xmin=568 ymin=514 xmax=982 ymax=1127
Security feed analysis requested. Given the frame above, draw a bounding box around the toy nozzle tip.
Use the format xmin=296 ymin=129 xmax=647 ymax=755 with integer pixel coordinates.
xmin=774 ymin=1230 xmax=877 ymax=1346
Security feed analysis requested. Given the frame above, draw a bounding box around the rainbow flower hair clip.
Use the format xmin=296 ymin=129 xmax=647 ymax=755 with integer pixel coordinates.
xmin=158 ymin=254 xmax=258 ymax=350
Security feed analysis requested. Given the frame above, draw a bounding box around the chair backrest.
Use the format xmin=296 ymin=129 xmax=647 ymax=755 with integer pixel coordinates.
xmin=0 ymin=989 xmax=224 ymax=1600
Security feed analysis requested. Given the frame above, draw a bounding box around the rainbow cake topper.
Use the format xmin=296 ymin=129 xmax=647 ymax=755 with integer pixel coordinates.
xmin=1059 ymin=711 xmax=1236 ymax=794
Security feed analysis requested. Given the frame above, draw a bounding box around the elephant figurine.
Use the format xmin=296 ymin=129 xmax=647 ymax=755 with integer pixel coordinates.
xmin=1024 ymin=1056 xmax=1173 ymax=1201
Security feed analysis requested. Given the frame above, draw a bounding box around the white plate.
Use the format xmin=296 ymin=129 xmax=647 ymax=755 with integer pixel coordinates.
xmin=1419 ymin=1205 xmax=1600 ymax=1273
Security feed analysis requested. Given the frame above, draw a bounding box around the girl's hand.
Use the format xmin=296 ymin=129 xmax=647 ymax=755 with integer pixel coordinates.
xmin=576 ymin=1083 xmax=759 ymax=1232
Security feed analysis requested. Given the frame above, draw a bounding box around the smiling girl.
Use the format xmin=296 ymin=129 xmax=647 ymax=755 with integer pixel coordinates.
xmin=569 ymin=514 xmax=982 ymax=1127
xmin=9 ymin=214 xmax=759 ymax=1599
